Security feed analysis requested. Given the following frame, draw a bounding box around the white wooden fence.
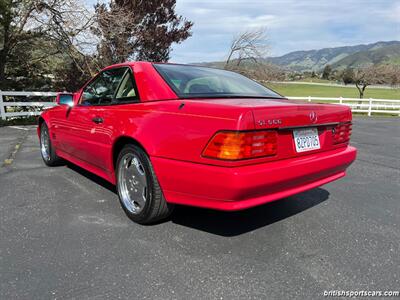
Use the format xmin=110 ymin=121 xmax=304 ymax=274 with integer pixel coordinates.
xmin=287 ymin=96 xmax=400 ymax=116
xmin=1 ymin=91 xmax=400 ymax=120
xmin=0 ymin=91 xmax=57 ymax=120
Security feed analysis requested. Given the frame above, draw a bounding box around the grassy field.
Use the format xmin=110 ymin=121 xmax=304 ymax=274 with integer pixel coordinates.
xmin=267 ymin=83 xmax=400 ymax=100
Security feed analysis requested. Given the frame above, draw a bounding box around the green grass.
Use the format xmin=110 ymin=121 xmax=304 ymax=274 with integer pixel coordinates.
xmin=267 ymin=83 xmax=400 ymax=100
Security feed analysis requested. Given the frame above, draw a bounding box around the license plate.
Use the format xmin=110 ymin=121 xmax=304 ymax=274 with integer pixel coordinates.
xmin=293 ymin=128 xmax=321 ymax=152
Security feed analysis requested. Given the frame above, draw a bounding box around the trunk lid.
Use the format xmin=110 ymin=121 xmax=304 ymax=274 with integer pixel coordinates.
xmin=246 ymin=98 xmax=352 ymax=159
xmin=184 ymin=97 xmax=352 ymax=129
xmin=185 ymin=97 xmax=352 ymax=163
xmin=249 ymin=98 xmax=351 ymax=129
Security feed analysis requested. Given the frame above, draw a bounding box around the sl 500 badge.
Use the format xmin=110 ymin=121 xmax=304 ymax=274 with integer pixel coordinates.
xmin=258 ymin=119 xmax=282 ymax=126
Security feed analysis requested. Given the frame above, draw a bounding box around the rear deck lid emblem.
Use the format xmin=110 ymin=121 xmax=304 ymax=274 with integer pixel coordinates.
xmin=309 ymin=111 xmax=318 ymax=123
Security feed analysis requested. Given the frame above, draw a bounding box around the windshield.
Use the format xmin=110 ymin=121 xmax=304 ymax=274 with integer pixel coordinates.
xmin=153 ymin=64 xmax=283 ymax=99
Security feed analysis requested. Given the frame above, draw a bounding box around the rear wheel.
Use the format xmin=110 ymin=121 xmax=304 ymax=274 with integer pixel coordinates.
xmin=40 ymin=122 xmax=61 ymax=166
xmin=116 ymin=144 xmax=174 ymax=224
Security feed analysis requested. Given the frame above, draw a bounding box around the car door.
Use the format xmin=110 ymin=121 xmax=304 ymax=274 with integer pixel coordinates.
xmin=49 ymin=92 xmax=81 ymax=152
xmin=62 ymin=67 xmax=128 ymax=170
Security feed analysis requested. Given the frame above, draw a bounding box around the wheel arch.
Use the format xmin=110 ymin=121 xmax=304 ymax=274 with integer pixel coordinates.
xmin=112 ymin=136 xmax=148 ymax=171
xmin=37 ymin=115 xmax=50 ymax=137
xmin=38 ymin=116 xmax=45 ymax=125
xmin=37 ymin=116 xmax=45 ymax=133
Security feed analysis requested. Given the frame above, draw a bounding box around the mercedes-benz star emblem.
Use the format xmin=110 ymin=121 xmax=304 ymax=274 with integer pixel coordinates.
xmin=309 ymin=111 xmax=317 ymax=123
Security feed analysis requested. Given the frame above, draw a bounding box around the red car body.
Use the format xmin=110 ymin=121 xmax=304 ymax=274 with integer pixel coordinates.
xmin=38 ymin=62 xmax=357 ymax=211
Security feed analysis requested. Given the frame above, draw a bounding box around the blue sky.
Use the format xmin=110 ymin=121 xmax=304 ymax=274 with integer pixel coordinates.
xmin=85 ymin=0 xmax=400 ymax=63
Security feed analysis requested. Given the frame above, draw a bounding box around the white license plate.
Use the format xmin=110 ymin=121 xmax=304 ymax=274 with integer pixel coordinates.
xmin=293 ymin=128 xmax=321 ymax=153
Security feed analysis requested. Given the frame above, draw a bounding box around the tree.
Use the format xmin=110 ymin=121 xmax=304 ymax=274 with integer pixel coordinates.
xmin=353 ymin=65 xmax=400 ymax=99
xmin=353 ymin=66 xmax=383 ymax=98
xmin=341 ymin=68 xmax=354 ymax=85
xmin=1 ymin=0 xmax=194 ymax=91
xmin=0 ymin=0 xmax=96 ymax=89
xmin=32 ymin=0 xmax=98 ymax=81
xmin=223 ymin=27 xmax=282 ymax=82
xmin=353 ymin=67 xmax=377 ymax=98
xmin=383 ymin=65 xmax=400 ymax=88
xmin=225 ymin=27 xmax=268 ymax=67
xmin=93 ymin=0 xmax=193 ymax=66
xmin=322 ymin=64 xmax=332 ymax=80
xmin=0 ymin=0 xmax=43 ymax=84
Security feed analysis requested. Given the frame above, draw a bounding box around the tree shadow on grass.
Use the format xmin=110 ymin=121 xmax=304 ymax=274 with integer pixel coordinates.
xmin=171 ymin=188 xmax=330 ymax=237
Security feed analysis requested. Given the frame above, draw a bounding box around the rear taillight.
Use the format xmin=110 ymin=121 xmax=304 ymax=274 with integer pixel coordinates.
xmin=202 ymin=130 xmax=278 ymax=160
xmin=332 ymin=122 xmax=352 ymax=144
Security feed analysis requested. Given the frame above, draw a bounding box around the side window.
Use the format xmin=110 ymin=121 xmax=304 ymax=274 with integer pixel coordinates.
xmin=115 ymin=70 xmax=139 ymax=102
xmin=81 ymin=68 xmax=127 ymax=105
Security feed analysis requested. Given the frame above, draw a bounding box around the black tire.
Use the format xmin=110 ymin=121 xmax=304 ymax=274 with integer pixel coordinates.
xmin=116 ymin=144 xmax=174 ymax=224
xmin=40 ymin=122 xmax=61 ymax=166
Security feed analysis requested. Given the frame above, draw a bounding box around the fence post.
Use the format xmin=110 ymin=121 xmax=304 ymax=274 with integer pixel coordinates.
xmin=308 ymin=96 xmax=311 ymax=102
xmin=339 ymin=97 xmax=343 ymax=105
xmin=0 ymin=91 xmax=6 ymax=120
xmin=368 ymin=98 xmax=372 ymax=117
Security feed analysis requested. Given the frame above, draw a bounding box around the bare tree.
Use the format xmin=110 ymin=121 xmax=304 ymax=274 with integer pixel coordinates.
xmin=93 ymin=3 xmax=135 ymax=66
xmin=353 ymin=66 xmax=380 ymax=99
xmin=225 ymin=27 xmax=268 ymax=68
xmin=223 ymin=27 xmax=285 ymax=83
xmin=383 ymin=65 xmax=400 ymax=88
xmin=0 ymin=0 xmax=96 ymax=86
xmin=34 ymin=0 xmax=98 ymax=77
xmin=353 ymin=65 xmax=400 ymax=99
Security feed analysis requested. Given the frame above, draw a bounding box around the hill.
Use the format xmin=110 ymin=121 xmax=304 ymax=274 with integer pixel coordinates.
xmin=267 ymin=41 xmax=400 ymax=71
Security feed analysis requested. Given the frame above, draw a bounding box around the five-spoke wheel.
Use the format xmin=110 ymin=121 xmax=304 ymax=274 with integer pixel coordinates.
xmin=118 ymin=153 xmax=148 ymax=214
xmin=116 ymin=144 xmax=174 ymax=224
xmin=40 ymin=123 xmax=50 ymax=161
xmin=39 ymin=122 xmax=61 ymax=166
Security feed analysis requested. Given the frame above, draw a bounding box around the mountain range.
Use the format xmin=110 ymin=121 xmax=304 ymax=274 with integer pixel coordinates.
xmin=267 ymin=41 xmax=400 ymax=72
xmin=196 ymin=41 xmax=400 ymax=72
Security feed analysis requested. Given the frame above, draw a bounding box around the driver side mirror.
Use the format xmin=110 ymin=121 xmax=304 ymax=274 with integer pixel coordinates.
xmin=56 ymin=93 xmax=74 ymax=107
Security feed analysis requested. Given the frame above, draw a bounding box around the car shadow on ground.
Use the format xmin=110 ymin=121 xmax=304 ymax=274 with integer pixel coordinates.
xmin=66 ymin=162 xmax=117 ymax=193
xmin=171 ymin=188 xmax=330 ymax=237
xmin=65 ymin=161 xmax=330 ymax=237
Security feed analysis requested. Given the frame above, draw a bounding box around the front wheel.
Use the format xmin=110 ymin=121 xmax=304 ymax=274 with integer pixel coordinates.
xmin=40 ymin=122 xmax=61 ymax=166
xmin=116 ymin=144 xmax=174 ymax=224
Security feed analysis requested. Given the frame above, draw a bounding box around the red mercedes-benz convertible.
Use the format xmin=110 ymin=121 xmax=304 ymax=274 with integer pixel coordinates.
xmin=38 ymin=62 xmax=357 ymax=223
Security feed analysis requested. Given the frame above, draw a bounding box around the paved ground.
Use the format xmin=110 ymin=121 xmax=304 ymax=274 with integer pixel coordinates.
xmin=0 ymin=118 xmax=399 ymax=299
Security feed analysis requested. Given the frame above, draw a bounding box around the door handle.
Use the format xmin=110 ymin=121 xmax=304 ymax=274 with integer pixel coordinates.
xmin=92 ymin=117 xmax=103 ymax=124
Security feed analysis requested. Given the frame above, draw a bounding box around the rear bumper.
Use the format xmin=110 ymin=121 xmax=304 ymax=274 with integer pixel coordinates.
xmin=151 ymin=146 xmax=357 ymax=211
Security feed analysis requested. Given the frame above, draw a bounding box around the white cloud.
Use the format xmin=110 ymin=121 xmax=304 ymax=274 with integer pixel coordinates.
xmin=386 ymin=2 xmax=400 ymax=23
xmin=173 ymin=0 xmax=400 ymax=62
xmin=84 ymin=0 xmax=400 ymax=63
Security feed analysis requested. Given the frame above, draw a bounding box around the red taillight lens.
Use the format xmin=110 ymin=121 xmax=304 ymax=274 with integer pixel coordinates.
xmin=202 ymin=130 xmax=278 ymax=160
xmin=332 ymin=122 xmax=352 ymax=144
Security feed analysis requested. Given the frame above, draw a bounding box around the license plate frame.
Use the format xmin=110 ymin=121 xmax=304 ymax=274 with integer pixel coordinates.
xmin=293 ymin=128 xmax=321 ymax=153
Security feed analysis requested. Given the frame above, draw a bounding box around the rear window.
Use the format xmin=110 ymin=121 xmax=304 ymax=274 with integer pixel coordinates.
xmin=153 ymin=64 xmax=283 ymax=99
